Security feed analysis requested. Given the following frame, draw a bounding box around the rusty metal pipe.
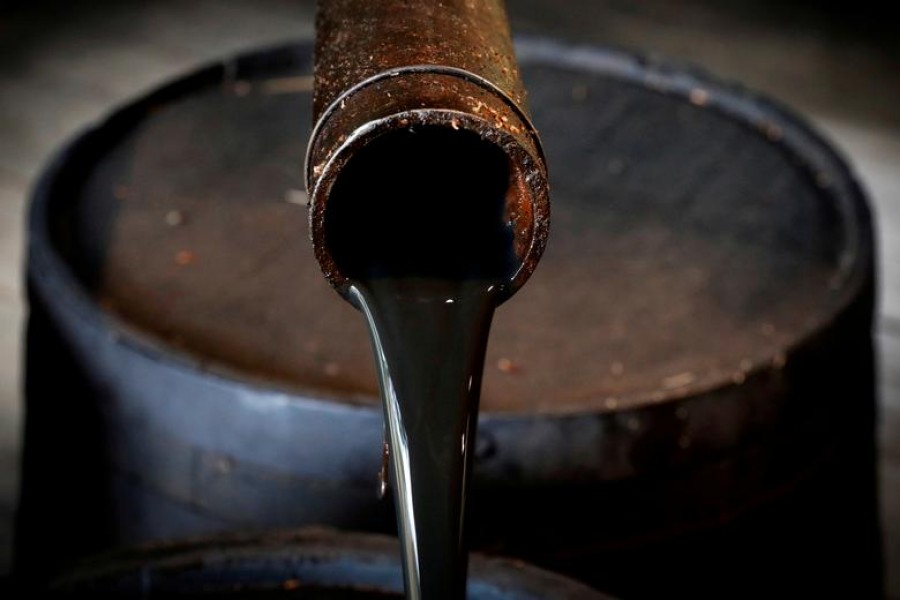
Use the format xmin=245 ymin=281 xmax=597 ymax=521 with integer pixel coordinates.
xmin=306 ymin=0 xmax=549 ymax=300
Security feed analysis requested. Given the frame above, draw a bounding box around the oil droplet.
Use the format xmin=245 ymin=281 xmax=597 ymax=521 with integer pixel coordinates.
xmin=165 ymin=210 xmax=184 ymax=226
xmin=496 ymin=357 xmax=518 ymax=374
xmin=174 ymin=250 xmax=195 ymax=266
xmin=764 ymin=123 xmax=783 ymax=141
xmin=689 ymin=88 xmax=709 ymax=106
xmin=662 ymin=372 xmax=696 ymax=389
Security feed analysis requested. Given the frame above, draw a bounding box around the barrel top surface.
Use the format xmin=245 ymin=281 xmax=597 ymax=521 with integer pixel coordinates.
xmin=33 ymin=40 xmax=872 ymax=415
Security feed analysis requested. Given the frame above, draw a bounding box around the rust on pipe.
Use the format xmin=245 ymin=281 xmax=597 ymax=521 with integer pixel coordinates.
xmin=306 ymin=0 xmax=549 ymax=301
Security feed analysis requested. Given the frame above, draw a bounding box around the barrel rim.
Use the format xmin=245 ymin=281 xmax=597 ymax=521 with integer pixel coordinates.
xmin=27 ymin=37 xmax=875 ymax=418
xmin=49 ymin=527 xmax=611 ymax=599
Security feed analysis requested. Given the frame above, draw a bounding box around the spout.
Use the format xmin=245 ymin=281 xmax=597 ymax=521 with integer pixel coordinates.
xmin=306 ymin=0 xmax=550 ymax=302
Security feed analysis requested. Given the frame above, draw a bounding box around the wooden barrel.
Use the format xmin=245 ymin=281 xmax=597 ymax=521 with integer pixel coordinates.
xmin=17 ymin=40 xmax=880 ymax=598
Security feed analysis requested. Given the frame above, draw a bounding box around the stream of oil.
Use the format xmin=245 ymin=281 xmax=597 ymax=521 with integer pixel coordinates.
xmin=326 ymin=126 xmax=516 ymax=599
xmin=350 ymin=279 xmax=499 ymax=599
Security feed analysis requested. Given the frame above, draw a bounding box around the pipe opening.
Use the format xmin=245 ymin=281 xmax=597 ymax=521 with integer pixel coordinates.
xmin=324 ymin=125 xmax=521 ymax=283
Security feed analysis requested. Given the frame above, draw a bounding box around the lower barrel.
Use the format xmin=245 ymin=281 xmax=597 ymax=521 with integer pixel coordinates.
xmin=17 ymin=40 xmax=880 ymax=597
xmin=22 ymin=529 xmax=595 ymax=597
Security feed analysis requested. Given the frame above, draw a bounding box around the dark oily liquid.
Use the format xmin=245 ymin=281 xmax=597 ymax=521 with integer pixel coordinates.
xmin=326 ymin=126 xmax=515 ymax=598
xmin=350 ymin=279 xmax=498 ymax=599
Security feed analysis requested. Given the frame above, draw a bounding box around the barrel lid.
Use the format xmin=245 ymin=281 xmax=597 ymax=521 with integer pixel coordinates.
xmin=33 ymin=40 xmax=872 ymax=415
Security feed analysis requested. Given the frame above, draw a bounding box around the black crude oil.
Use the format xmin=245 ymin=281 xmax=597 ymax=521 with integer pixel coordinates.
xmin=326 ymin=125 xmax=518 ymax=599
